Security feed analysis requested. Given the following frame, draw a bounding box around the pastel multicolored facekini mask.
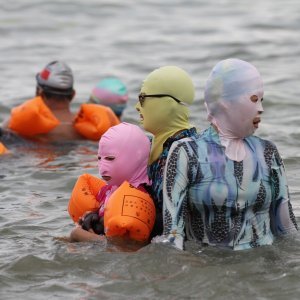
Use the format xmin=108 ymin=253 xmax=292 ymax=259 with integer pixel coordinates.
xmin=135 ymin=66 xmax=195 ymax=164
xmin=204 ymin=58 xmax=264 ymax=162
xmin=90 ymin=77 xmax=128 ymax=117
xmin=98 ymin=122 xmax=150 ymax=187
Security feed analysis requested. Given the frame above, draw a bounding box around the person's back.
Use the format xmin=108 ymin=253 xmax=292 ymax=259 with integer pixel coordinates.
xmin=35 ymin=94 xmax=82 ymax=142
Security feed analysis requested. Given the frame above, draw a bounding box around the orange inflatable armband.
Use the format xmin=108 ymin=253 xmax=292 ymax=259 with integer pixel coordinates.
xmin=0 ymin=142 xmax=8 ymax=155
xmin=68 ymin=173 xmax=106 ymax=222
xmin=74 ymin=103 xmax=120 ymax=141
xmin=9 ymin=96 xmax=60 ymax=137
xmin=104 ymin=181 xmax=156 ymax=242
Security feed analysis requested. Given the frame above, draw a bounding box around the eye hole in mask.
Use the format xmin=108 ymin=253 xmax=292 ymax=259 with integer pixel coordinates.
xmin=250 ymin=95 xmax=258 ymax=103
xmin=250 ymin=95 xmax=263 ymax=103
xmin=97 ymin=156 xmax=115 ymax=161
xmin=104 ymin=156 xmax=115 ymax=161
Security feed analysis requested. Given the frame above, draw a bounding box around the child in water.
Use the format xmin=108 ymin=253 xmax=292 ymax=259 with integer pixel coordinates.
xmin=69 ymin=122 xmax=152 ymax=242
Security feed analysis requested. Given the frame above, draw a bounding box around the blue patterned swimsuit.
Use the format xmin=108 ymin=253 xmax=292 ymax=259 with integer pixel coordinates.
xmin=162 ymin=126 xmax=298 ymax=250
xmin=147 ymin=127 xmax=197 ymax=237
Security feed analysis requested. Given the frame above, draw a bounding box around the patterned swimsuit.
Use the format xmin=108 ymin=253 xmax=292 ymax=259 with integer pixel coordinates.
xmin=147 ymin=127 xmax=197 ymax=237
xmin=163 ymin=126 xmax=298 ymax=250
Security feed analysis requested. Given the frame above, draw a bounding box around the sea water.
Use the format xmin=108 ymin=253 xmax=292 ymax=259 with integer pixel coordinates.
xmin=0 ymin=1 xmax=300 ymax=299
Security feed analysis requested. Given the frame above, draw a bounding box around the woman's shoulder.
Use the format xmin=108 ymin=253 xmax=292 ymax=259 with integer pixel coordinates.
xmin=247 ymin=135 xmax=283 ymax=166
xmin=247 ymin=135 xmax=279 ymax=151
xmin=163 ymin=127 xmax=197 ymax=148
xmin=173 ymin=127 xmax=197 ymax=141
xmin=168 ymin=127 xmax=215 ymax=148
xmin=167 ymin=136 xmax=201 ymax=158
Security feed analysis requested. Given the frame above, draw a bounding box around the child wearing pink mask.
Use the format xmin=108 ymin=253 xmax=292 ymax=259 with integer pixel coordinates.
xmin=70 ymin=122 xmax=152 ymax=242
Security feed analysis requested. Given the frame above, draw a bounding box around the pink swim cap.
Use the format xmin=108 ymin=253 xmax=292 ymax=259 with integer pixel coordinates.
xmin=90 ymin=77 xmax=128 ymax=117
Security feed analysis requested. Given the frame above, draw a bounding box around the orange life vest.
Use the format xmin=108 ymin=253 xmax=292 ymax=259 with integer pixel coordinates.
xmin=8 ymin=97 xmax=120 ymax=140
xmin=68 ymin=173 xmax=106 ymax=223
xmin=104 ymin=181 xmax=156 ymax=242
xmin=9 ymin=96 xmax=59 ymax=136
xmin=74 ymin=103 xmax=120 ymax=141
xmin=0 ymin=142 xmax=8 ymax=155
xmin=68 ymin=174 xmax=156 ymax=242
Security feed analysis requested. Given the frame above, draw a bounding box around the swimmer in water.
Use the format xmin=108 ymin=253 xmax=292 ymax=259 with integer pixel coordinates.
xmin=159 ymin=58 xmax=298 ymax=250
xmin=2 ymin=61 xmax=119 ymax=142
xmin=69 ymin=122 xmax=152 ymax=243
xmin=89 ymin=77 xmax=129 ymax=120
xmin=3 ymin=61 xmax=82 ymax=142
xmin=135 ymin=66 xmax=198 ymax=239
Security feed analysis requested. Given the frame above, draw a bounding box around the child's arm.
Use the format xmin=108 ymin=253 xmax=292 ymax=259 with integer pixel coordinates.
xmin=70 ymin=226 xmax=105 ymax=242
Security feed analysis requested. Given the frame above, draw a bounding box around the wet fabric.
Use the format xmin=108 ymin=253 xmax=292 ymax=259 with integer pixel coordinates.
xmin=147 ymin=127 xmax=197 ymax=238
xmin=136 ymin=66 xmax=195 ymax=164
xmin=96 ymin=185 xmax=117 ymax=217
xmin=162 ymin=126 xmax=298 ymax=250
xmin=204 ymin=58 xmax=264 ymax=161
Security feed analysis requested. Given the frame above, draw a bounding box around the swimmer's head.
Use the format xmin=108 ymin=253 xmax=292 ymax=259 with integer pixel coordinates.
xmin=135 ymin=66 xmax=194 ymax=135
xmin=36 ymin=61 xmax=74 ymax=99
xmin=204 ymin=58 xmax=264 ymax=138
xmin=139 ymin=66 xmax=194 ymax=105
xmin=97 ymin=122 xmax=150 ymax=187
xmin=90 ymin=77 xmax=128 ymax=118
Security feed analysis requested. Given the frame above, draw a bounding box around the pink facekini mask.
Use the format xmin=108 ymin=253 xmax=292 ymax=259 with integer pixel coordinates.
xmin=98 ymin=122 xmax=151 ymax=187
xmin=204 ymin=58 xmax=264 ymax=162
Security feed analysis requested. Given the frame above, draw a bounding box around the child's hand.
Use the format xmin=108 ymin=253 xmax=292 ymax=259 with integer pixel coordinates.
xmin=80 ymin=212 xmax=104 ymax=235
xmin=78 ymin=210 xmax=93 ymax=225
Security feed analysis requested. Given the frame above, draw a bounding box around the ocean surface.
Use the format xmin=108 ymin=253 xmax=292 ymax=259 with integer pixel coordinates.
xmin=0 ymin=0 xmax=300 ymax=299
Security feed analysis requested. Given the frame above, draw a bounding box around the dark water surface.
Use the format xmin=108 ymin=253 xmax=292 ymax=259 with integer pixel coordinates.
xmin=0 ymin=1 xmax=300 ymax=299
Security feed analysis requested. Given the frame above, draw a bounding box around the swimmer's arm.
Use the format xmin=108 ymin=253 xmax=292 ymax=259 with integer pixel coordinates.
xmin=70 ymin=226 xmax=104 ymax=242
xmin=160 ymin=141 xmax=190 ymax=250
xmin=270 ymin=148 xmax=298 ymax=235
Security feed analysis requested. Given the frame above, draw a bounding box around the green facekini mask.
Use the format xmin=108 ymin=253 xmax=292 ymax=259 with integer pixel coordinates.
xmin=136 ymin=66 xmax=195 ymax=164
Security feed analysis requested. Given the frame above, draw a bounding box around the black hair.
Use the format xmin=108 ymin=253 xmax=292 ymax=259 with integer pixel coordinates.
xmin=39 ymin=85 xmax=74 ymax=101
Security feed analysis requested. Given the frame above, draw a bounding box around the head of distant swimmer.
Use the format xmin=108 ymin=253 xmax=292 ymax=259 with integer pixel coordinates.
xmin=89 ymin=77 xmax=129 ymax=118
xmin=35 ymin=61 xmax=75 ymax=101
